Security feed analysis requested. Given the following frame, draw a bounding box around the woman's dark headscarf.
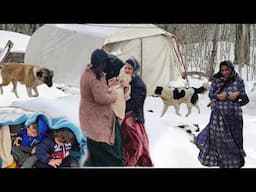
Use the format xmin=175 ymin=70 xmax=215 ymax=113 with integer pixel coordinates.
xmin=90 ymin=49 xmax=109 ymax=80
xmin=104 ymin=53 xmax=124 ymax=81
xmin=125 ymin=56 xmax=140 ymax=76
xmin=212 ymin=60 xmax=237 ymax=83
xmin=90 ymin=48 xmax=124 ymax=81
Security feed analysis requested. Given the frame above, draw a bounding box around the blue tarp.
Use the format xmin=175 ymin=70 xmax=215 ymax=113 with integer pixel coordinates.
xmin=0 ymin=111 xmax=87 ymax=162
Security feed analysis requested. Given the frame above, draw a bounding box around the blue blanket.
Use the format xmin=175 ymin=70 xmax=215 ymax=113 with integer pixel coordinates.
xmin=0 ymin=111 xmax=87 ymax=159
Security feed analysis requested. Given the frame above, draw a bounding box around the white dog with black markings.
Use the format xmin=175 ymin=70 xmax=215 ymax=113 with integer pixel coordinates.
xmin=152 ymin=83 xmax=208 ymax=117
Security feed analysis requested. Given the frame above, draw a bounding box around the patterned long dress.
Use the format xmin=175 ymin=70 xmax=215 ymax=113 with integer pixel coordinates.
xmin=195 ymin=75 xmax=246 ymax=168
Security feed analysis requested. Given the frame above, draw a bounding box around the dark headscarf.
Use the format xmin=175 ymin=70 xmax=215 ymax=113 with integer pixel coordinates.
xmin=90 ymin=49 xmax=109 ymax=80
xmin=90 ymin=49 xmax=124 ymax=81
xmin=91 ymin=49 xmax=109 ymax=68
xmin=104 ymin=53 xmax=124 ymax=81
xmin=126 ymin=56 xmax=140 ymax=76
xmin=212 ymin=60 xmax=238 ymax=83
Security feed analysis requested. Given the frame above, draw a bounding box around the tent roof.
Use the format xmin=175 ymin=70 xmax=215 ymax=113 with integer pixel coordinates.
xmin=103 ymin=24 xmax=175 ymax=44
xmin=52 ymin=24 xmax=126 ymax=38
xmin=47 ymin=24 xmax=175 ymax=44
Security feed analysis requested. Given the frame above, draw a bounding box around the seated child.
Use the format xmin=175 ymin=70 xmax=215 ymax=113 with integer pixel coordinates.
xmin=11 ymin=116 xmax=49 ymax=168
xmin=36 ymin=127 xmax=79 ymax=168
xmin=108 ymin=66 xmax=131 ymax=122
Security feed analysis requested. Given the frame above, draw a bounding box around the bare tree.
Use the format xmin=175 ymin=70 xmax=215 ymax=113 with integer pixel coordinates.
xmin=156 ymin=24 xmax=256 ymax=80
xmin=208 ymin=24 xmax=220 ymax=77
xmin=0 ymin=24 xmax=43 ymax=35
xmin=234 ymin=24 xmax=250 ymax=75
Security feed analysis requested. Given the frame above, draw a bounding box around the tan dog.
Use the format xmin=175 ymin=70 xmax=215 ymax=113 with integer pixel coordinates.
xmin=0 ymin=62 xmax=54 ymax=98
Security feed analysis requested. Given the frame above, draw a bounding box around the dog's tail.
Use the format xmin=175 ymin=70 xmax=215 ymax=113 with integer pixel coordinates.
xmin=192 ymin=82 xmax=208 ymax=94
xmin=191 ymin=82 xmax=208 ymax=105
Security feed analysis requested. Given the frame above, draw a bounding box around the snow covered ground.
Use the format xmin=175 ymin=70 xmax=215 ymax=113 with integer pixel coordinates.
xmin=1 ymin=28 xmax=256 ymax=168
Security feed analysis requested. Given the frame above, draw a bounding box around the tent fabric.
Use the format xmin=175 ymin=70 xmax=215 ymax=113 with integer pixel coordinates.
xmin=25 ymin=24 xmax=184 ymax=95
xmin=0 ymin=107 xmax=87 ymax=168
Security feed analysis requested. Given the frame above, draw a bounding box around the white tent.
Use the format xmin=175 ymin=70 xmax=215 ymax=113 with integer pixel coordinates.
xmin=25 ymin=24 xmax=185 ymax=95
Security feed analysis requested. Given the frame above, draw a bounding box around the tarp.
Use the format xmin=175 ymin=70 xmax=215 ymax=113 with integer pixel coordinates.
xmin=0 ymin=107 xmax=87 ymax=168
xmin=25 ymin=24 xmax=184 ymax=95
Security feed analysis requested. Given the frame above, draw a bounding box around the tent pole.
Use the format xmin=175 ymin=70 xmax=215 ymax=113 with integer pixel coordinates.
xmin=171 ymin=35 xmax=190 ymax=88
xmin=140 ymin=38 xmax=143 ymax=78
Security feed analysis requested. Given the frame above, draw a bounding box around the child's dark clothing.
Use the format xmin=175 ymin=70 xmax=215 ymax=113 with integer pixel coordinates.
xmin=36 ymin=135 xmax=78 ymax=168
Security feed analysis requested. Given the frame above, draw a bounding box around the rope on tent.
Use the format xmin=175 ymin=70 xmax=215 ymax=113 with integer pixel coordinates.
xmin=171 ymin=35 xmax=190 ymax=88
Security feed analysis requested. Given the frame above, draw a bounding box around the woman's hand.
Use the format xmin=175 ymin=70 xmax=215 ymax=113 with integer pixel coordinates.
xmin=108 ymin=77 xmax=119 ymax=87
xmin=216 ymin=93 xmax=226 ymax=101
xmin=228 ymin=91 xmax=239 ymax=101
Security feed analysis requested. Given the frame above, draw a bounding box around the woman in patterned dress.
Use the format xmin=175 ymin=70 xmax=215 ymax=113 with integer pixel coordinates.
xmin=195 ymin=60 xmax=247 ymax=168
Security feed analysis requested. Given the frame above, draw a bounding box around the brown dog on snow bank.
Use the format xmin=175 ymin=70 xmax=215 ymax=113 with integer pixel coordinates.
xmin=0 ymin=62 xmax=54 ymax=98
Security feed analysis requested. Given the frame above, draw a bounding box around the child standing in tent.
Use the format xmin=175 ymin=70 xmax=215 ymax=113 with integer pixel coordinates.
xmin=11 ymin=116 xmax=49 ymax=168
xmin=35 ymin=128 xmax=79 ymax=168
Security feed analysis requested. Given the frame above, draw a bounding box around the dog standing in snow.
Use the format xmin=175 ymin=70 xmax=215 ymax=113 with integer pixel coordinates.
xmin=0 ymin=62 xmax=54 ymax=98
xmin=152 ymin=82 xmax=208 ymax=117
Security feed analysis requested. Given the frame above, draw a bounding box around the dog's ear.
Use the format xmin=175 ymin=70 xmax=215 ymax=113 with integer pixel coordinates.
xmin=155 ymin=86 xmax=163 ymax=95
xmin=36 ymin=71 xmax=43 ymax=78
